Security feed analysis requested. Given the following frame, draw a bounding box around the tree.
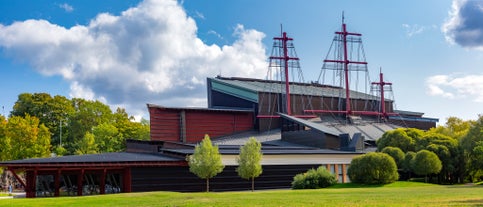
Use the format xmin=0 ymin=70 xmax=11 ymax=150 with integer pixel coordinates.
xmin=4 ymin=115 xmax=51 ymax=160
xmin=93 ymin=123 xmax=120 ymax=152
xmin=418 ymin=133 xmax=459 ymax=183
xmin=381 ymin=146 xmax=405 ymax=169
xmin=402 ymin=151 xmax=416 ymax=179
xmin=236 ymin=137 xmax=263 ymax=191
xmin=429 ymin=117 xmax=475 ymax=140
xmin=473 ymin=141 xmax=483 ymax=172
xmin=11 ymin=93 xmax=74 ymax=148
xmin=187 ymin=135 xmax=224 ymax=192
xmin=460 ymin=115 xmax=483 ymax=182
xmin=67 ymin=98 xmax=113 ymax=153
xmin=411 ymin=150 xmax=442 ymax=182
xmin=75 ymin=132 xmax=98 ymax=155
xmin=348 ymin=152 xmax=399 ymax=184
xmin=377 ymin=128 xmax=424 ymax=152
xmin=0 ymin=115 xmax=11 ymax=161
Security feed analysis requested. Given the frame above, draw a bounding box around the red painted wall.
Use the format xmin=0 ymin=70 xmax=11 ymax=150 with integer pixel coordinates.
xmin=184 ymin=111 xmax=253 ymax=143
xmin=149 ymin=107 xmax=181 ymax=142
xmin=149 ymin=106 xmax=254 ymax=143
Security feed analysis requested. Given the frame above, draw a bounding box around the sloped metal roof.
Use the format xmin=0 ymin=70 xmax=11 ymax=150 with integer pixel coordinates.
xmin=210 ymin=77 xmax=382 ymax=100
xmin=0 ymin=152 xmax=183 ymax=166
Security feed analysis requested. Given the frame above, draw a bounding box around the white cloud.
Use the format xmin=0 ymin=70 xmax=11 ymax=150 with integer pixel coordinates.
xmin=426 ymin=74 xmax=483 ymax=102
xmin=443 ymin=0 xmax=483 ymax=49
xmin=194 ymin=11 xmax=205 ymax=20
xmin=59 ymin=3 xmax=74 ymax=12
xmin=402 ymin=24 xmax=438 ymax=37
xmin=0 ymin=0 xmax=267 ymax=118
xmin=402 ymin=24 xmax=425 ymax=37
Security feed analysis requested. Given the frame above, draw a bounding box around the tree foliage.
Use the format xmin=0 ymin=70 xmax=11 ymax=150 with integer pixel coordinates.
xmin=75 ymin=132 xmax=98 ymax=155
xmin=236 ymin=137 xmax=263 ymax=191
xmin=428 ymin=117 xmax=475 ymax=140
xmin=187 ymin=135 xmax=224 ymax=192
xmin=411 ymin=150 xmax=442 ymax=182
xmin=7 ymin=93 xmax=150 ymax=156
xmin=460 ymin=115 xmax=483 ymax=181
xmin=348 ymin=152 xmax=399 ymax=184
xmin=2 ymin=115 xmax=51 ymax=160
xmin=381 ymin=146 xmax=405 ymax=169
xmin=291 ymin=166 xmax=337 ymax=189
xmin=377 ymin=128 xmax=424 ymax=152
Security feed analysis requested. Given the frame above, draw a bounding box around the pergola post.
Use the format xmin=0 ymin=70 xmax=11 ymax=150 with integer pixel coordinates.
xmin=54 ymin=170 xmax=61 ymax=197
xmin=123 ymin=168 xmax=131 ymax=193
xmin=77 ymin=169 xmax=84 ymax=196
xmin=100 ymin=169 xmax=106 ymax=194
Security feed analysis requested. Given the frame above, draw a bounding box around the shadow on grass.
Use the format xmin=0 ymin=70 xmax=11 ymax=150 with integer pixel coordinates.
xmin=329 ymin=183 xmax=384 ymax=189
xmin=450 ymin=199 xmax=483 ymax=206
xmin=328 ymin=181 xmax=439 ymax=189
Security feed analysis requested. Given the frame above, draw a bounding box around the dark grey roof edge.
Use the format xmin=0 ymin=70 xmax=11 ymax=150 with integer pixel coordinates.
xmin=146 ymin=103 xmax=253 ymax=113
xmin=0 ymin=152 xmax=183 ymax=165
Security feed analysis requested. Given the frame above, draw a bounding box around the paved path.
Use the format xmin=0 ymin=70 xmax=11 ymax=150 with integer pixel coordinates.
xmin=0 ymin=192 xmax=25 ymax=199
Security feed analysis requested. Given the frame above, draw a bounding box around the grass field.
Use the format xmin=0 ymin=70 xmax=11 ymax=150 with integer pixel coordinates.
xmin=0 ymin=182 xmax=482 ymax=207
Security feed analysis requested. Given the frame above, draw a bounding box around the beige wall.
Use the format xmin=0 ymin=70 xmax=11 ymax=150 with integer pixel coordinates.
xmin=221 ymin=153 xmax=361 ymax=183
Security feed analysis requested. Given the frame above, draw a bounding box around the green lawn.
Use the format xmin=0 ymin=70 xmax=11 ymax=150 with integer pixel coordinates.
xmin=1 ymin=182 xmax=482 ymax=207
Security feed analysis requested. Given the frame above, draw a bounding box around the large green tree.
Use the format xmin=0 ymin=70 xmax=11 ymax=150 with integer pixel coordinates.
xmin=377 ymin=128 xmax=424 ymax=152
xmin=67 ymin=98 xmax=113 ymax=153
xmin=402 ymin=151 xmax=416 ymax=179
xmin=75 ymin=132 xmax=98 ymax=155
xmin=4 ymin=115 xmax=51 ymax=160
xmin=236 ymin=137 xmax=263 ymax=191
xmin=93 ymin=123 xmax=120 ymax=153
xmin=11 ymin=93 xmax=74 ymax=148
xmin=429 ymin=117 xmax=475 ymax=140
xmin=411 ymin=150 xmax=442 ymax=183
xmin=0 ymin=115 xmax=11 ymax=161
xmin=187 ymin=135 xmax=225 ymax=192
xmin=417 ymin=133 xmax=459 ymax=183
xmin=460 ymin=115 xmax=483 ymax=182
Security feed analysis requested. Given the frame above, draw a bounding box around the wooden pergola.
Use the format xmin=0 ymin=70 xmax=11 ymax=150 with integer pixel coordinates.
xmin=1 ymin=152 xmax=186 ymax=198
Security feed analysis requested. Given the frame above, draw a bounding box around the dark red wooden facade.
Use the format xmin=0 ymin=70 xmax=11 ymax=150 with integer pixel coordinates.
xmin=148 ymin=104 xmax=254 ymax=143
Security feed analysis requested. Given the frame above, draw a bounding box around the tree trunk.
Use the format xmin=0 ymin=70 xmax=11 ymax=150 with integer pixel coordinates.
xmin=251 ymin=177 xmax=254 ymax=192
xmin=206 ymin=178 xmax=209 ymax=192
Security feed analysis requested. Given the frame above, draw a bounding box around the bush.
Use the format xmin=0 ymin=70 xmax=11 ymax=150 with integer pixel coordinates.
xmin=381 ymin=146 xmax=405 ymax=169
xmin=348 ymin=152 xmax=399 ymax=184
xmin=411 ymin=150 xmax=442 ymax=182
xmin=291 ymin=166 xmax=338 ymax=189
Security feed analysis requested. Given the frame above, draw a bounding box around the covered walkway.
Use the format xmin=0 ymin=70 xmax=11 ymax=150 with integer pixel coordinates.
xmin=0 ymin=152 xmax=185 ymax=198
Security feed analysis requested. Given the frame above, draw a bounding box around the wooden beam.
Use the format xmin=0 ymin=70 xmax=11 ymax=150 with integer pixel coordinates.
xmin=7 ymin=167 xmax=26 ymax=189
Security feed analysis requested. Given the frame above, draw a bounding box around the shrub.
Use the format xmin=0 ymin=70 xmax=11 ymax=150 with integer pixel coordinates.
xmin=381 ymin=146 xmax=405 ymax=169
xmin=411 ymin=150 xmax=442 ymax=182
xmin=291 ymin=166 xmax=338 ymax=189
xmin=348 ymin=152 xmax=399 ymax=184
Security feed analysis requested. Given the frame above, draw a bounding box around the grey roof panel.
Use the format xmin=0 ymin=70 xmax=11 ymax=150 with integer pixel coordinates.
xmin=211 ymin=77 xmax=382 ymax=100
xmin=0 ymin=152 xmax=182 ymax=165
xmin=279 ymin=113 xmax=341 ymax=136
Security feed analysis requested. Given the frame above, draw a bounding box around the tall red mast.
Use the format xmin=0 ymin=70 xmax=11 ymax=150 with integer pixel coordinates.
xmin=371 ymin=69 xmax=398 ymax=118
xmin=272 ymin=32 xmax=298 ymax=115
xmin=307 ymin=16 xmax=367 ymax=117
xmin=257 ymin=30 xmax=316 ymax=119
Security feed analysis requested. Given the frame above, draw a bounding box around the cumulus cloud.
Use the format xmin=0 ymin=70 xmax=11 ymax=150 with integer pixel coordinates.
xmin=443 ymin=0 xmax=483 ymax=48
xmin=0 ymin=0 xmax=267 ymax=118
xmin=426 ymin=74 xmax=483 ymax=102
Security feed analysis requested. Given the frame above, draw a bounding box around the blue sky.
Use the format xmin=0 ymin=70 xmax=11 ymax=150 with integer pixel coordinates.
xmin=0 ymin=0 xmax=482 ymax=122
